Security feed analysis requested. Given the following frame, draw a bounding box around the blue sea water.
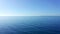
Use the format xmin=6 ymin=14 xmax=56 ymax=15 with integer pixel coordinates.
xmin=0 ymin=16 xmax=60 ymax=34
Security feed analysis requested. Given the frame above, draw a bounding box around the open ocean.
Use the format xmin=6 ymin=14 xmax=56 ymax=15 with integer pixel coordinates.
xmin=0 ymin=16 xmax=60 ymax=34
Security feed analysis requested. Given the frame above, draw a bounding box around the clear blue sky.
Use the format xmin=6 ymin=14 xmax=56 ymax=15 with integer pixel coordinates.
xmin=0 ymin=0 xmax=60 ymax=16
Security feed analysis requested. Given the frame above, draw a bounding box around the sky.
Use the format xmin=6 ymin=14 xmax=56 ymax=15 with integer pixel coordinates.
xmin=0 ymin=0 xmax=60 ymax=16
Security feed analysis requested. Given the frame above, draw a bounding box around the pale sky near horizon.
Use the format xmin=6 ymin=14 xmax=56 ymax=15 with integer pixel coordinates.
xmin=0 ymin=0 xmax=60 ymax=16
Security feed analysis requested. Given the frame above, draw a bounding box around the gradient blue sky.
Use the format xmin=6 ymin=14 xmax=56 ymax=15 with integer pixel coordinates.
xmin=0 ymin=0 xmax=60 ymax=16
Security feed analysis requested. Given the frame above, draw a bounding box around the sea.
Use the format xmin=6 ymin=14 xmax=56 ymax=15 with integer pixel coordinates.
xmin=0 ymin=16 xmax=60 ymax=34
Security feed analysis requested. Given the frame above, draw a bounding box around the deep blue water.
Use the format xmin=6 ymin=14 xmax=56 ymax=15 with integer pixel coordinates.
xmin=0 ymin=16 xmax=60 ymax=34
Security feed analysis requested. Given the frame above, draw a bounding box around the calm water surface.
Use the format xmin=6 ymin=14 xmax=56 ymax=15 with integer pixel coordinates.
xmin=0 ymin=16 xmax=60 ymax=34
